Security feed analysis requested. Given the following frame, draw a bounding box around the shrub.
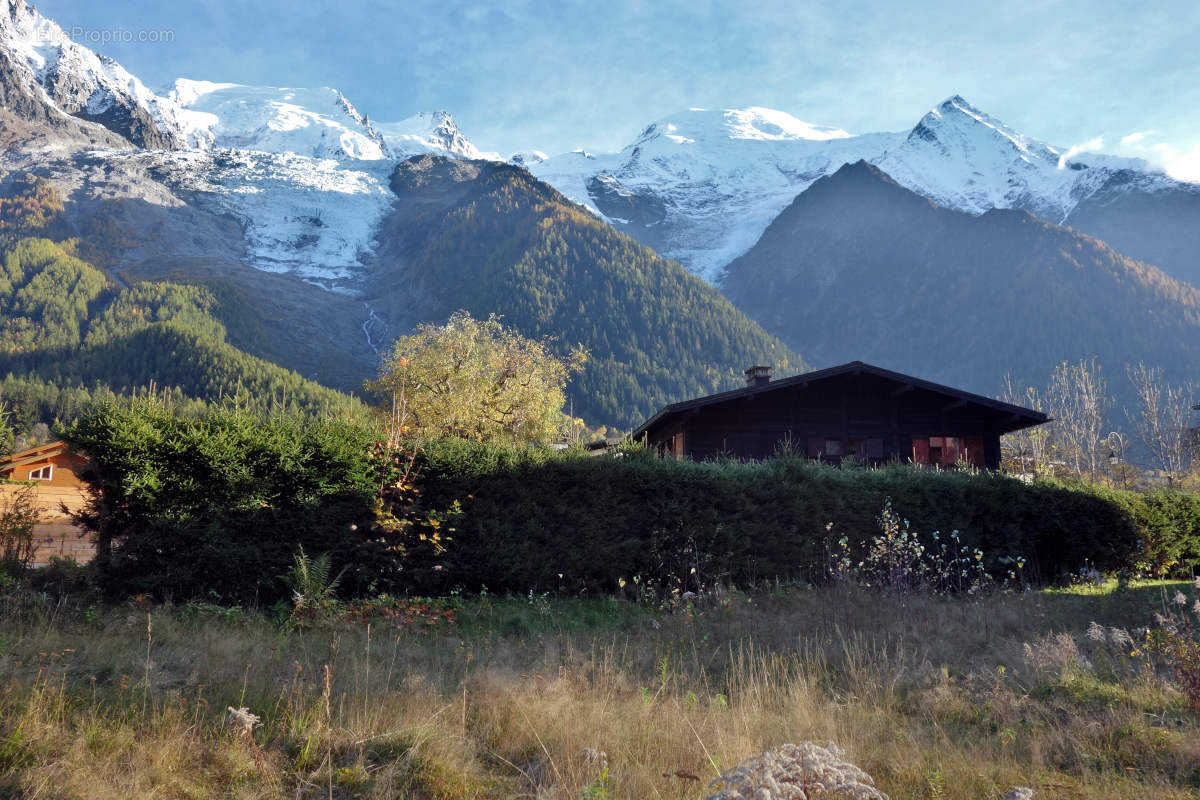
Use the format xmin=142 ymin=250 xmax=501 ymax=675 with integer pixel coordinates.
xmin=1145 ymin=581 xmax=1200 ymax=708
xmin=0 ymin=484 xmax=39 ymax=581
xmin=61 ymin=400 xmax=380 ymax=603
xmin=415 ymin=440 xmax=1144 ymax=593
xmin=1109 ymin=489 xmax=1200 ymax=576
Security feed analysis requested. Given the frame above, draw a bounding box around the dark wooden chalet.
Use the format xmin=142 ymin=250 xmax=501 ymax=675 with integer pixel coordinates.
xmin=632 ymin=362 xmax=1048 ymax=469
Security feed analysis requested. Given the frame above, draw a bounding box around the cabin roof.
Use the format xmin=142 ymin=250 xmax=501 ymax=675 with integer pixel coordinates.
xmin=0 ymin=441 xmax=72 ymax=474
xmin=633 ymin=360 xmax=1049 ymax=439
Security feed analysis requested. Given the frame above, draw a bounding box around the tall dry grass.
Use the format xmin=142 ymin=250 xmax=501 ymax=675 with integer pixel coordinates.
xmin=1 ymin=583 xmax=1197 ymax=799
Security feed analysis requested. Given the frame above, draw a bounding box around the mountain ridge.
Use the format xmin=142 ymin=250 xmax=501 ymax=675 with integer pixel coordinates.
xmin=364 ymin=154 xmax=803 ymax=428
xmin=721 ymin=160 xmax=1200 ymax=397
xmin=532 ymin=96 xmax=1196 ymax=283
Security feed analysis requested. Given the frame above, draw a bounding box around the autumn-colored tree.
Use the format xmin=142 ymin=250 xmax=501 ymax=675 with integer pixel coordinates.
xmin=367 ymin=311 xmax=586 ymax=444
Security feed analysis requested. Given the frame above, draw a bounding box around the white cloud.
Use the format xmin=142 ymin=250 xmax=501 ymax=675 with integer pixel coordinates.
xmin=1056 ymin=136 xmax=1104 ymax=169
xmin=1150 ymin=142 xmax=1200 ymax=183
xmin=1120 ymin=130 xmax=1156 ymax=147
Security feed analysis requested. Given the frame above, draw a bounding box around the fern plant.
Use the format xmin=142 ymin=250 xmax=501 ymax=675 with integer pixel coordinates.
xmin=285 ymin=546 xmax=343 ymax=622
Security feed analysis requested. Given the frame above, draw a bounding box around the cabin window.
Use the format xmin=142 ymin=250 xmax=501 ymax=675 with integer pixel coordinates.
xmin=844 ymin=438 xmax=885 ymax=460
xmin=915 ymin=436 xmax=961 ymax=465
xmin=668 ymin=432 xmax=685 ymax=460
xmin=28 ymin=465 xmax=53 ymax=481
xmin=807 ymin=437 xmax=882 ymax=460
xmin=806 ymin=437 xmax=843 ymax=458
xmin=912 ymin=436 xmax=984 ymax=467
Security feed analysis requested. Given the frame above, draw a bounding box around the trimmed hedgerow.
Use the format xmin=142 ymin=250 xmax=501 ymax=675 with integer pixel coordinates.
xmin=53 ymin=408 xmax=1200 ymax=601
xmin=414 ymin=440 xmax=1161 ymax=594
xmin=1109 ymin=489 xmax=1200 ymax=577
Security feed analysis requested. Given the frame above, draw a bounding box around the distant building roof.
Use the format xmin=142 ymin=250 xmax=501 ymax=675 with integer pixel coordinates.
xmin=633 ymin=360 xmax=1049 ymax=440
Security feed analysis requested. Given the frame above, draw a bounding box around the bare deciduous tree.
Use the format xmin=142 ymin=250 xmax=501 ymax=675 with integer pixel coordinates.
xmin=1000 ymin=375 xmax=1049 ymax=476
xmin=1127 ymin=363 xmax=1197 ymax=487
xmin=1044 ymin=358 xmax=1109 ymax=482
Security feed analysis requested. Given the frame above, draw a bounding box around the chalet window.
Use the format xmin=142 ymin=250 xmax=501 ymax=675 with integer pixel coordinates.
xmin=805 ymin=437 xmax=884 ymax=460
xmin=844 ymin=438 xmax=885 ymax=461
xmin=917 ymin=436 xmax=962 ymax=465
xmin=28 ymin=465 xmax=53 ymax=480
xmin=805 ymin=437 xmax=843 ymax=458
xmin=912 ymin=436 xmax=983 ymax=466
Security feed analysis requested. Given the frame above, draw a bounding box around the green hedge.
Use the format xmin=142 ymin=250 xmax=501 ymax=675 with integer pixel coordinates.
xmin=56 ymin=408 xmax=1200 ymax=601
xmin=1109 ymin=488 xmax=1200 ymax=576
xmin=60 ymin=401 xmax=384 ymax=604
xmin=413 ymin=441 xmax=1172 ymax=594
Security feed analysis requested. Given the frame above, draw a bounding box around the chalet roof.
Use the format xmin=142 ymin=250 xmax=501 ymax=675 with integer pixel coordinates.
xmin=0 ymin=441 xmax=70 ymax=474
xmin=633 ymin=361 xmax=1049 ymax=439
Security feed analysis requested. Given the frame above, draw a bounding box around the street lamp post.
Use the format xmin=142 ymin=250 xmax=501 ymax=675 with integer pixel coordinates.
xmin=1106 ymin=431 xmax=1128 ymax=490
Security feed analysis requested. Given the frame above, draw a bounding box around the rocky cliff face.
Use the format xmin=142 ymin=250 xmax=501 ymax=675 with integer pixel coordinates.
xmin=0 ymin=0 xmax=184 ymax=148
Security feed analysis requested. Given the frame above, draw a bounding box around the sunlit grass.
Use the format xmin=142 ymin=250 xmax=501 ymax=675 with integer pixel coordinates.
xmin=1 ymin=584 xmax=1198 ymax=798
xmin=1043 ymin=578 xmax=1191 ymax=597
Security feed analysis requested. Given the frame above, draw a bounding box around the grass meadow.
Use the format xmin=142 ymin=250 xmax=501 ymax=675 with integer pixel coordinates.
xmin=1 ymin=580 xmax=1198 ymax=799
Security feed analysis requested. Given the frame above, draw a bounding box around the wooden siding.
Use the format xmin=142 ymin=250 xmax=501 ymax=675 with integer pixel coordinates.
xmin=642 ymin=371 xmax=1019 ymax=469
xmin=0 ymin=451 xmax=89 ymax=490
xmin=0 ymin=482 xmax=93 ymax=565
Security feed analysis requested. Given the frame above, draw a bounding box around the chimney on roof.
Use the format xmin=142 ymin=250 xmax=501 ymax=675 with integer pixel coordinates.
xmin=745 ymin=365 xmax=772 ymax=387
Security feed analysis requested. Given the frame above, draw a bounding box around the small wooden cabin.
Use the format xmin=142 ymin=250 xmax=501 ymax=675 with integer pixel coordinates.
xmin=0 ymin=442 xmax=93 ymax=564
xmin=633 ymin=362 xmax=1048 ymax=469
xmin=0 ymin=441 xmax=89 ymax=488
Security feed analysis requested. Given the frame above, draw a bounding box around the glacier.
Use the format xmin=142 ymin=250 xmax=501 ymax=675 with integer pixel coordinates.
xmin=4 ymin=0 xmax=1193 ymax=291
xmin=1 ymin=0 xmax=494 ymax=294
xmin=532 ymin=97 xmax=1180 ymax=282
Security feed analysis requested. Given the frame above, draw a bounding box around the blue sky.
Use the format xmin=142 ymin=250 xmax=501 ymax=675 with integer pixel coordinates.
xmin=35 ymin=0 xmax=1200 ymax=176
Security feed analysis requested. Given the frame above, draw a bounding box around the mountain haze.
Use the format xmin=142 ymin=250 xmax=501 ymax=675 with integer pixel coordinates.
xmin=721 ymin=161 xmax=1200 ymax=394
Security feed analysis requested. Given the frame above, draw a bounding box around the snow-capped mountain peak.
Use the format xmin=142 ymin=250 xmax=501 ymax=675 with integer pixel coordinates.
xmin=1 ymin=0 xmax=184 ymax=147
xmin=532 ymin=104 xmax=891 ymax=280
xmin=164 ymin=80 xmax=390 ymax=159
xmin=907 ymin=95 xmax=1056 ymax=166
xmin=532 ymin=96 xmax=1188 ymax=282
xmin=875 ymin=95 xmax=1164 ymax=221
xmin=376 ymin=111 xmax=497 ymax=160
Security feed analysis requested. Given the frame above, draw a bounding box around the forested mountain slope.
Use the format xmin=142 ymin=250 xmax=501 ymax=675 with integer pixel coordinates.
xmin=367 ymin=155 xmax=803 ymax=428
xmin=0 ymin=178 xmax=363 ymax=419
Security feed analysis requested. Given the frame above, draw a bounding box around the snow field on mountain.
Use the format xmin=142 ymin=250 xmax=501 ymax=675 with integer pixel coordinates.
xmin=533 ymin=109 xmax=894 ymax=280
xmin=101 ymin=147 xmax=397 ymax=293
xmin=533 ymin=98 xmax=1178 ymax=280
xmin=165 ymin=80 xmax=387 ymax=159
xmin=8 ymin=0 xmax=1196 ymax=292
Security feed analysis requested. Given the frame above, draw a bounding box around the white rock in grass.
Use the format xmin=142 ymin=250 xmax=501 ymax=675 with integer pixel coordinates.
xmin=703 ymin=742 xmax=887 ymax=800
